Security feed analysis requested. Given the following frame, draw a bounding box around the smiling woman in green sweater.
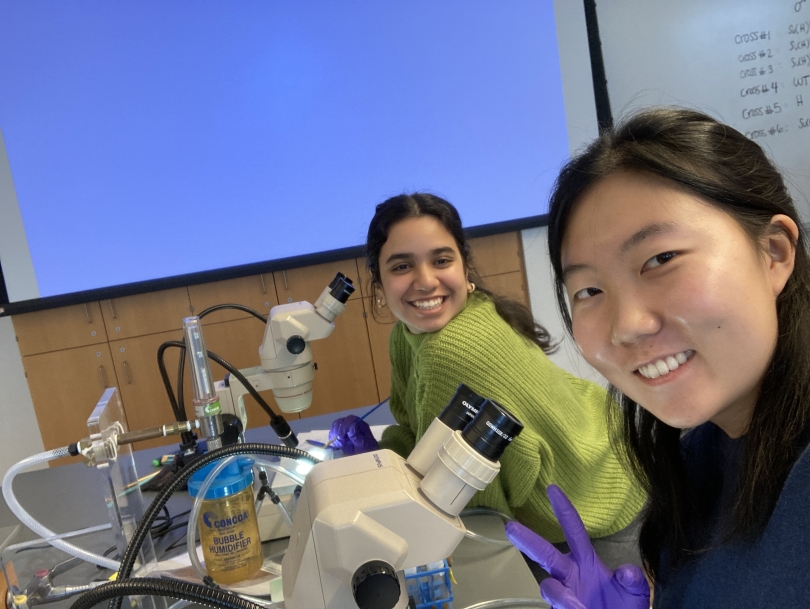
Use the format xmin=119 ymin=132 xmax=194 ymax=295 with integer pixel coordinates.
xmin=330 ymin=192 xmax=645 ymax=564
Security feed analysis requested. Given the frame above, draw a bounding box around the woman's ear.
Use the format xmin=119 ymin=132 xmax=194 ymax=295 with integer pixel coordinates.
xmin=764 ymin=214 xmax=799 ymax=298
xmin=372 ymin=283 xmax=387 ymax=308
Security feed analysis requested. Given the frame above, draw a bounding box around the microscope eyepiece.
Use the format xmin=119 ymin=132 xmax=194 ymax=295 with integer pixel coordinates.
xmin=328 ymin=272 xmax=356 ymax=304
xmin=419 ymin=396 xmax=524 ymax=516
xmin=437 ymin=383 xmax=486 ymax=431
xmin=461 ymin=399 xmax=524 ymax=462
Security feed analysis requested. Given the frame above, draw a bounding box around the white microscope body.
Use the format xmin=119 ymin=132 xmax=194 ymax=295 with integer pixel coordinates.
xmin=280 ymin=394 xmax=524 ymax=609
xmin=281 ymin=449 xmax=467 ymax=609
xmin=215 ymin=273 xmax=354 ymax=426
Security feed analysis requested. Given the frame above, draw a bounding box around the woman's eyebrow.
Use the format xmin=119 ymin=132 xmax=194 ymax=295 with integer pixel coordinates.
xmin=620 ymin=221 xmax=677 ymax=253
xmin=385 ymin=246 xmax=456 ymax=265
xmin=562 ymin=263 xmax=590 ymax=284
xmin=384 ymin=252 xmax=413 ymax=264
xmin=562 ymin=221 xmax=678 ymax=284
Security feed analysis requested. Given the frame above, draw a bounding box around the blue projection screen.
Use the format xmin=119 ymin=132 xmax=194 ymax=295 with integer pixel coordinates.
xmin=0 ymin=1 xmax=593 ymax=312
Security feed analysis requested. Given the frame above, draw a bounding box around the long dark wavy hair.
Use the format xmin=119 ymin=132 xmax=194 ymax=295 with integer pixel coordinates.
xmin=546 ymin=108 xmax=810 ymax=580
xmin=366 ymin=192 xmax=555 ymax=353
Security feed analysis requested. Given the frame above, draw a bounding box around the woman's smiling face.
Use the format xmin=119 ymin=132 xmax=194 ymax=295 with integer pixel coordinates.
xmin=560 ymin=172 xmax=796 ymax=437
xmin=378 ymin=215 xmax=469 ymax=334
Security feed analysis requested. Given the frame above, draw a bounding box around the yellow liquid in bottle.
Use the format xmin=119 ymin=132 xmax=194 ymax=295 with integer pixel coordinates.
xmin=197 ymin=486 xmax=263 ymax=585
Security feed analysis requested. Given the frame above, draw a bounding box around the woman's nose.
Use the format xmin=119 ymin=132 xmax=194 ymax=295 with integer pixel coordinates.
xmin=609 ymin=293 xmax=661 ymax=346
xmin=413 ymin=264 xmax=439 ymax=290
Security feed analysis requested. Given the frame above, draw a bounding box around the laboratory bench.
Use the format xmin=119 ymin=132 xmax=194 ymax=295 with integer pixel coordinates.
xmin=0 ymin=405 xmax=546 ymax=609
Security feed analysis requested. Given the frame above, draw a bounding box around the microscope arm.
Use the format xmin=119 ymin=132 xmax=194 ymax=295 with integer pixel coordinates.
xmin=214 ymin=366 xmax=270 ymax=430
xmin=213 ymin=273 xmax=355 ymax=430
xmin=215 ymin=289 xmax=348 ymax=428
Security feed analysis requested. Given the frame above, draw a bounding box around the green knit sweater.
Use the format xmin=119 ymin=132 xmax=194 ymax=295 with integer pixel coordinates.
xmin=379 ymin=293 xmax=646 ymax=542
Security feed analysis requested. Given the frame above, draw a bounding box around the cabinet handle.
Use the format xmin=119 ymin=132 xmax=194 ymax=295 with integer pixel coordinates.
xmin=260 ymin=274 xmax=267 ymax=294
xmin=282 ymin=271 xmax=289 ymax=290
xmin=84 ymin=304 xmax=93 ymax=323
xmin=98 ymin=365 xmax=109 ymax=389
xmin=108 ymin=300 xmax=117 ymax=319
xmin=123 ymin=361 xmax=132 ymax=384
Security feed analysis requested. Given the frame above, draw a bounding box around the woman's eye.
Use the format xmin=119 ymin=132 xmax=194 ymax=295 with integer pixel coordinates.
xmin=573 ymin=287 xmax=602 ymax=301
xmin=391 ymin=263 xmax=411 ymax=272
xmin=642 ymin=251 xmax=678 ymax=271
xmin=434 ymin=257 xmax=452 ymax=266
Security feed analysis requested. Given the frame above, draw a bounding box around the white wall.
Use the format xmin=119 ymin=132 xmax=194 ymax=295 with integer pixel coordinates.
xmin=0 ymin=316 xmax=44 ymax=474
xmin=522 ymin=226 xmax=604 ymax=385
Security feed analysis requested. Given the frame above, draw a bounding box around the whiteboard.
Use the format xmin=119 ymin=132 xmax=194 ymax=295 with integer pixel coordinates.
xmin=597 ymin=0 xmax=810 ymax=220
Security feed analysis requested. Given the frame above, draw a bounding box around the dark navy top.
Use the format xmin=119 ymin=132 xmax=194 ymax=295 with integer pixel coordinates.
xmin=654 ymin=423 xmax=810 ymax=608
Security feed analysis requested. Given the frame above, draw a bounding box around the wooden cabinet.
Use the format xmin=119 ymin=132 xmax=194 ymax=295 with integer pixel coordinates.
xmin=22 ymin=344 xmax=119 ymax=465
xmin=274 ymin=260 xmax=362 ymax=305
xmin=12 ymin=231 xmax=530 ymax=463
xmin=469 ymin=232 xmax=523 ymax=276
xmin=471 ymin=233 xmax=530 ymax=309
xmin=362 ymin=297 xmax=398 ymax=399
xmin=101 ymin=288 xmax=191 ymax=340
xmin=188 ymin=274 xmax=278 ymax=324
xmin=109 ymin=329 xmax=187 ymax=451
xmin=13 ymin=303 xmax=107 ymax=356
xmin=305 ymin=298 xmax=379 ymax=418
xmin=482 ymin=271 xmax=529 ymax=306
xmin=193 ymin=316 xmax=276 ymax=430
xmin=354 ymin=257 xmax=371 ymax=299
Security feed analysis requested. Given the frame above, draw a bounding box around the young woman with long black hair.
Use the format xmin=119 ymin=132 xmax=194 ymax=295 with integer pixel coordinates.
xmin=506 ymin=107 xmax=810 ymax=607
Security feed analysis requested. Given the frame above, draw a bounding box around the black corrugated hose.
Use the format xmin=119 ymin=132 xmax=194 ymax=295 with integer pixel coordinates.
xmin=76 ymin=443 xmax=319 ymax=609
xmin=70 ymin=578 xmax=265 ymax=609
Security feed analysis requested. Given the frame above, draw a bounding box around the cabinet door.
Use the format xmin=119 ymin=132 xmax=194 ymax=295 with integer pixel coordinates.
xmin=13 ymin=303 xmax=107 ymax=356
xmin=483 ymin=271 xmax=530 ymax=308
xmin=195 ymin=316 xmax=278 ymax=431
xmin=274 ymin=260 xmax=362 ymax=305
xmin=102 ymin=288 xmax=191 ymax=340
xmin=304 ymin=299 xmax=380 ymax=418
xmin=469 ymin=232 xmax=523 ymax=276
xmin=354 ymin=257 xmax=371 ymax=298
xmin=22 ymin=345 xmax=119 ymax=466
xmin=188 ymin=274 xmax=278 ymax=324
xmin=109 ymin=329 xmax=188 ymax=451
xmin=362 ymin=297 xmax=398 ymax=399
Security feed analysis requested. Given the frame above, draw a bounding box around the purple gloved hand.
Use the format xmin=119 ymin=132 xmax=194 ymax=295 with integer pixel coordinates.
xmin=505 ymin=484 xmax=649 ymax=609
xmin=328 ymin=415 xmax=379 ymax=456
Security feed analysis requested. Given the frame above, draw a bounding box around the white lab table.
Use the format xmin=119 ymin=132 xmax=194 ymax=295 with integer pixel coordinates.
xmin=0 ymin=405 xmax=545 ymax=609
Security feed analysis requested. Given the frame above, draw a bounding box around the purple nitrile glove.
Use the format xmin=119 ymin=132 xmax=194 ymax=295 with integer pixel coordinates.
xmin=328 ymin=415 xmax=379 ymax=456
xmin=505 ymin=484 xmax=649 ymax=609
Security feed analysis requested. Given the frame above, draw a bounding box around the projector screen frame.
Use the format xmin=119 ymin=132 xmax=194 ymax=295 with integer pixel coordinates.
xmin=0 ymin=0 xmax=610 ymax=317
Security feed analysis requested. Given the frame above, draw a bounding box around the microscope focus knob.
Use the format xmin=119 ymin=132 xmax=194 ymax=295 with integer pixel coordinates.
xmin=352 ymin=560 xmax=400 ymax=609
xmin=286 ymin=335 xmax=306 ymax=354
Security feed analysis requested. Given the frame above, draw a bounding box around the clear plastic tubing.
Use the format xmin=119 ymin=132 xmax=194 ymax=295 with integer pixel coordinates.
xmin=4 ymin=523 xmax=112 ymax=553
xmin=253 ymin=459 xmax=306 ymax=486
xmin=252 ymin=459 xmax=305 ymax=530
xmin=1 ymin=447 xmax=121 ymax=571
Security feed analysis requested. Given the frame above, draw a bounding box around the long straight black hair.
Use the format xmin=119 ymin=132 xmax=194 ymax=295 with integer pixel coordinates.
xmin=366 ymin=192 xmax=555 ymax=353
xmin=546 ymin=108 xmax=810 ymax=580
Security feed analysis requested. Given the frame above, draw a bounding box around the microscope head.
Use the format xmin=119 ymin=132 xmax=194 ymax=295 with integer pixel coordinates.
xmin=258 ymin=273 xmax=355 ymax=413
